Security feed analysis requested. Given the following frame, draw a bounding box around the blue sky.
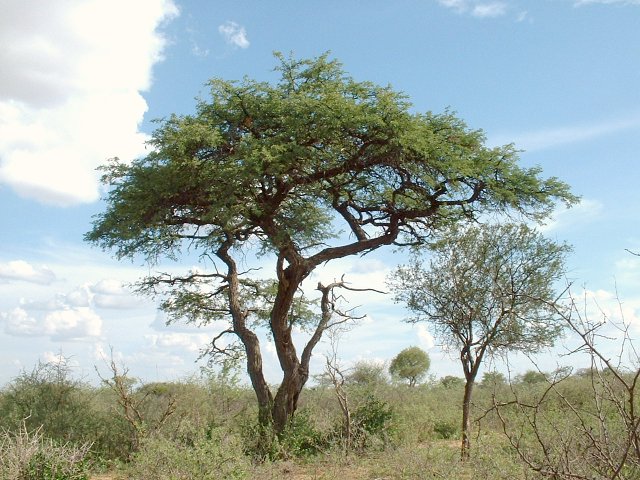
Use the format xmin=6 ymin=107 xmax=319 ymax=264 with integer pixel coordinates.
xmin=1 ymin=0 xmax=639 ymax=387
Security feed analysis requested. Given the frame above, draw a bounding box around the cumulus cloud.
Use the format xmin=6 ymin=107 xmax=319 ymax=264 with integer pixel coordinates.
xmin=0 ymin=260 xmax=56 ymax=285
xmin=146 ymin=332 xmax=212 ymax=353
xmin=90 ymin=279 xmax=142 ymax=309
xmin=0 ymin=277 xmax=144 ymax=341
xmin=437 ymin=0 xmax=509 ymax=17
xmin=574 ymin=289 xmax=640 ymax=337
xmin=3 ymin=305 xmax=102 ymax=340
xmin=0 ymin=0 xmax=179 ymax=205
xmin=218 ymin=21 xmax=250 ymax=48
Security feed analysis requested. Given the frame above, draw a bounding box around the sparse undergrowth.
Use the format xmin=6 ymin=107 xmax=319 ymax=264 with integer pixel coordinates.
xmin=0 ymin=421 xmax=91 ymax=480
xmin=2 ymin=357 xmax=639 ymax=480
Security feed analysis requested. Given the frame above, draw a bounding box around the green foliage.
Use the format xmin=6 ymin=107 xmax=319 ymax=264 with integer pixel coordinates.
xmin=517 ymin=370 xmax=547 ymax=385
xmin=7 ymin=356 xmax=640 ymax=478
xmin=389 ymin=346 xmax=431 ymax=386
xmin=433 ymin=420 xmax=459 ymax=440
xmin=240 ymin=409 xmax=329 ymax=461
xmin=440 ymin=376 xmax=465 ymax=389
xmin=86 ymin=52 xmax=575 ymax=434
xmin=0 ymin=359 xmax=91 ymax=442
xmin=351 ymin=394 xmax=395 ymax=449
xmin=0 ymin=358 xmax=129 ymax=463
xmin=389 ymin=223 xmax=571 ymax=458
xmin=346 ymin=361 xmax=388 ymax=389
xmin=481 ymin=371 xmax=507 ymax=388
xmin=390 ymin=223 xmax=571 ymax=357
xmin=87 ymin=54 xmax=574 ymax=263
xmin=279 ymin=410 xmax=327 ymax=458
xmin=124 ymin=427 xmax=249 ymax=480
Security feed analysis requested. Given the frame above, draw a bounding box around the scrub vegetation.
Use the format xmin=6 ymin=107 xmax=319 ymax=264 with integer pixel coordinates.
xmin=1 ymin=310 xmax=639 ymax=480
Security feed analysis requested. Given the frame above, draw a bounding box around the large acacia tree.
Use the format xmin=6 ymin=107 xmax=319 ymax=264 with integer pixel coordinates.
xmin=86 ymin=54 xmax=575 ymax=434
xmin=388 ymin=223 xmax=571 ymax=459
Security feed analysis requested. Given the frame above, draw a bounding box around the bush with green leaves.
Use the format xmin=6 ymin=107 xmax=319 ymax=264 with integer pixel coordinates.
xmin=240 ymin=408 xmax=329 ymax=460
xmin=0 ymin=358 xmax=129 ymax=464
xmin=125 ymin=426 xmax=249 ymax=480
xmin=351 ymin=394 xmax=395 ymax=449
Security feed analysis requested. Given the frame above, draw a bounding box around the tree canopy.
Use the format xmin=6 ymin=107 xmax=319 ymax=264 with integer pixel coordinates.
xmin=86 ymin=53 xmax=576 ymax=434
xmin=389 ymin=346 xmax=431 ymax=387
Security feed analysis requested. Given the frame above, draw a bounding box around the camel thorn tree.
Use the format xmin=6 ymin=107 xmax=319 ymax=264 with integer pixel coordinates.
xmin=86 ymin=53 xmax=576 ymax=435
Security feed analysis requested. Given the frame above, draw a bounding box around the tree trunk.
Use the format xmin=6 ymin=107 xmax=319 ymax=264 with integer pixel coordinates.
xmin=269 ymin=263 xmax=310 ymax=434
xmin=461 ymin=376 xmax=475 ymax=460
xmin=240 ymin=328 xmax=273 ymax=426
xmin=218 ymin=241 xmax=274 ymax=429
xmin=272 ymin=366 xmax=307 ymax=434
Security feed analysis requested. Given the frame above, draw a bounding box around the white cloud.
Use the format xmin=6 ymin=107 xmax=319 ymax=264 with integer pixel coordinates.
xmin=3 ymin=307 xmax=40 ymax=335
xmin=3 ymin=305 xmax=102 ymax=340
xmin=574 ymin=289 xmax=640 ymax=337
xmin=41 ymin=350 xmax=79 ymax=366
xmin=437 ymin=0 xmax=509 ymax=17
xmin=146 ymin=332 xmax=212 ymax=353
xmin=491 ymin=114 xmax=640 ymax=152
xmin=0 ymin=260 xmax=56 ymax=285
xmin=15 ymin=279 xmax=142 ymax=310
xmin=65 ymin=286 xmax=92 ymax=308
xmin=0 ymin=0 xmax=179 ymax=206
xmin=539 ymin=198 xmax=604 ymax=234
xmin=91 ymin=279 xmax=129 ymax=296
xmin=218 ymin=21 xmax=250 ymax=49
xmin=472 ymin=2 xmax=508 ymax=17
xmin=416 ymin=324 xmax=435 ymax=349
xmin=90 ymin=279 xmax=142 ymax=309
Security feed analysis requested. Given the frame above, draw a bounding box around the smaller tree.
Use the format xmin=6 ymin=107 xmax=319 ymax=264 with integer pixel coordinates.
xmin=518 ymin=370 xmax=547 ymax=385
xmin=480 ymin=371 xmax=507 ymax=388
xmin=346 ymin=361 xmax=388 ymax=388
xmin=388 ymin=223 xmax=570 ymax=459
xmin=389 ymin=347 xmax=431 ymax=387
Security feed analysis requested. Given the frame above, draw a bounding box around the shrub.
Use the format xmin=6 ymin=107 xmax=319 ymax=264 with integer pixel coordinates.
xmin=0 ymin=421 xmax=91 ymax=480
xmin=125 ymin=426 xmax=249 ymax=480
xmin=279 ymin=410 xmax=326 ymax=458
xmin=240 ymin=408 xmax=329 ymax=461
xmin=351 ymin=394 xmax=395 ymax=449
xmin=433 ymin=420 xmax=459 ymax=440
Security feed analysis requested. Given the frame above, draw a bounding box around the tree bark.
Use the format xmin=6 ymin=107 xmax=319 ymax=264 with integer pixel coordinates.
xmin=218 ymin=240 xmax=274 ymax=427
xmin=269 ymin=261 xmax=310 ymax=434
xmin=461 ymin=376 xmax=475 ymax=460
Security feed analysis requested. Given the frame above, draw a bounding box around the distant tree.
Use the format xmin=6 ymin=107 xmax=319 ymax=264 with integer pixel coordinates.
xmin=440 ymin=376 xmax=465 ymax=389
xmin=389 ymin=223 xmax=571 ymax=459
xmin=347 ymin=360 xmax=388 ymax=388
xmin=87 ymin=53 xmax=575 ymax=435
xmin=518 ymin=370 xmax=548 ymax=385
xmin=481 ymin=371 xmax=507 ymax=388
xmin=389 ymin=346 xmax=431 ymax=387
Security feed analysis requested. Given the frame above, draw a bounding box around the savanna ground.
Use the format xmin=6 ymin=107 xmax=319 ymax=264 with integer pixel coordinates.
xmin=1 ymin=358 xmax=637 ymax=479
